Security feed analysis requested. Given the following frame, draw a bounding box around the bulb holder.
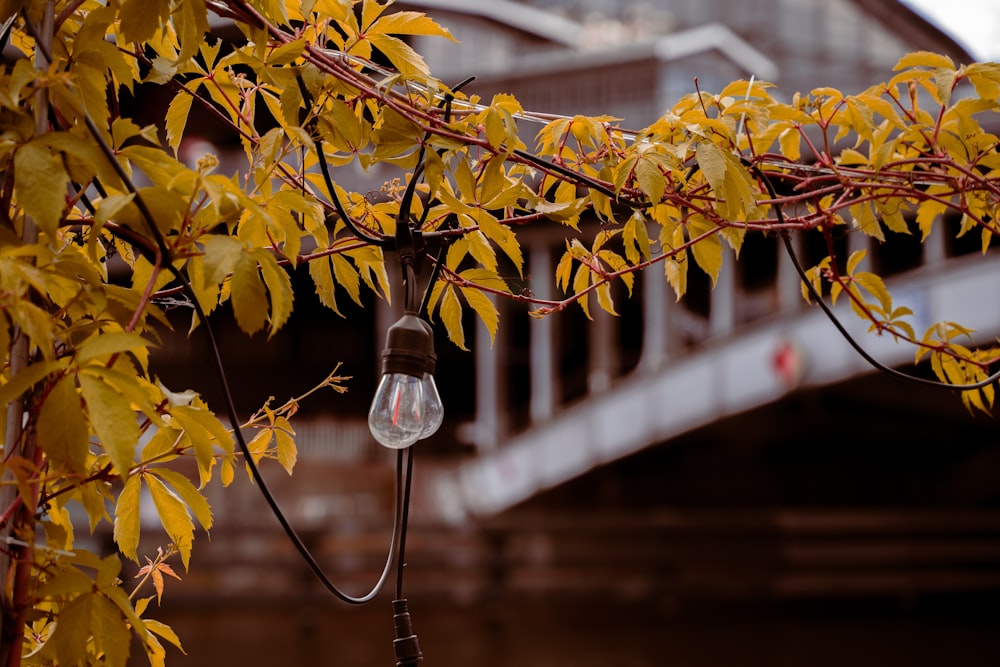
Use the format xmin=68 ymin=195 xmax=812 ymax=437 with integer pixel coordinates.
xmin=369 ymin=313 xmax=443 ymax=448
xmin=380 ymin=313 xmax=434 ymax=379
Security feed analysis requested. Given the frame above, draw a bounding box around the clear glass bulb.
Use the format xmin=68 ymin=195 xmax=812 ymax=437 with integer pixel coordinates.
xmin=418 ymin=373 xmax=444 ymax=439
xmin=368 ymin=373 xmax=424 ymax=449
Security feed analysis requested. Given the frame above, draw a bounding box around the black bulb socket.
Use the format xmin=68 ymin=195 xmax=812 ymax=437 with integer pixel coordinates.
xmin=380 ymin=313 xmax=433 ymax=379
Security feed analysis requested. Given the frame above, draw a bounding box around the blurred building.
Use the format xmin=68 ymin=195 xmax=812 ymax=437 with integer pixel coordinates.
xmin=140 ymin=2 xmax=1000 ymax=666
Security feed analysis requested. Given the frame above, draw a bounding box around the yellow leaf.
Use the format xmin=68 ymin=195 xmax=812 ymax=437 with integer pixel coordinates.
xmin=966 ymin=63 xmax=1000 ymax=101
xmin=165 ymin=93 xmax=193 ymax=155
xmin=596 ymin=282 xmax=616 ymax=316
xmin=688 ymin=216 xmax=723 ymax=286
xmin=76 ymin=332 xmax=152 ymax=365
xmin=0 ymin=359 xmax=65 ymax=410
xmin=479 ymin=155 xmax=511 ymax=206
xmin=460 ymin=268 xmax=511 ymax=294
xmin=846 ymin=249 xmax=867 ymax=275
xmin=322 ymin=98 xmax=369 ymax=152
xmin=915 ymin=188 xmax=951 ymax=240
xmin=854 ymin=272 xmax=892 ymax=313
xmin=894 ymin=51 xmax=956 ymax=72
xmin=92 ymin=593 xmax=132 ymax=667
xmin=367 ymin=34 xmax=430 ymax=76
xmin=484 ymin=108 xmax=507 ymax=151
xmin=170 ymin=404 xmax=233 ymax=486
xmin=368 ymin=9 xmax=456 ymax=40
xmin=665 ymin=258 xmax=687 ymax=301
xmin=174 ymin=0 xmax=210 ymax=63
xmin=830 ymin=278 xmax=844 ymax=305
xmin=220 ymin=457 xmax=235 ymax=487
xmin=273 ymin=416 xmax=297 ymax=474
xmin=14 ymin=139 xmax=70 ymax=238
xmin=695 ymin=141 xmax=726 ymax=193
xmin=146 ymin=474 xmax=195 ymax=570
xmin=533 ymin=198 xmax=586 ymax=229
xmin=623 ymin=211 xmax=651 ymax=264
xmin=719 ymin=225 xmax=745 ymax=255
xmin=119 ymin=0 xmax=169 ymax=43
xmin=254 ymin=249 xmax=294 ymax=338
xmin=38 ymin=375 xmax=89 ymax=474
xmin=371 ymin=107 xmax=422 ymax=163
xmin=635 ymin=154 xmax=667 ymax=203
xmin=440 ymin=286 xmax=467 ymax=350
xmin=114 ymin=475 xmax=142 ymax=562
xmin=461 ymin=285 xmax=499 ymax=346
xmin=349 ymin=245 xmax=391 ymax=299
xmin=850 ymin=200 xmax=885 ymax=242
xmin=555 ymin=249 xmax=574 ymax=292
xmin=143 ymin=630 xmax=168 ymax=667
xmin=776 ymin=126 xmax=801 ymax=161
xmin=84 ymin=365 xmax=161 ymax=423
xmin=50 ymin=595 xmax=94 ymax=667
xmin=247 ymin=426 xmax=272 ymax=462
xmin=879 ymin=202 xmax=911 ymax=235
xmin=79 ymin=373 xmax=139 ymax=477
xmin=332 ymin=254 xmax=363 ymax=306
xmin=77 ymin=479 xmax=113 ymax=533
xmin=144 ymin=619 xmax=186 ymax=654
xmin=572 ymin=262 xmax=592 ymax=319
xmin=43 ymin=504 xmax=75 ymax=555
xmin=457 ymin=229 xmax=494 ymax=272
xmin=309 ymin=255 xmax=343 ymax=316
xmin=933 ymin=68 xmax=957 ymax=106
xmin=231 ymin=250 xmax=268 ymax=336
xmin=476 ymin=210 xmax=523 ymax=275
xmin=150 ymin=468 xmax=213 ymax=531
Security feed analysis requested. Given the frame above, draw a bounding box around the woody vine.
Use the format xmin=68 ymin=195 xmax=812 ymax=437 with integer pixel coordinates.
xmin=1 ymin=0 xmax=1000 ymax=665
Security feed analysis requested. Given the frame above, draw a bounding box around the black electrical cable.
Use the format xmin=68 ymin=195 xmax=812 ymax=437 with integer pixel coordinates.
xmin=380 ymin=79 xmax=480 ymax=649
xmin=169 ymin=221 xmax=407 ymax=603
xmin=753 ymin=163 xmax=1000 ymax=392
xmin=171 ymin=237 xmax=405 ymax=604
xmin=22 ymin=13 xmax=411 ymax=602
xmin=295 ymin=74 xmax=392 ymax=249
xmin=390 ymin=446 xmax=421 ymax=666
xmin=395 ymin=446 xmax=415 ymax=600
xmin=417 ymin=241 xmax=447 ymax=318
xmin=159 ymin=233 xmax=406 ymax=604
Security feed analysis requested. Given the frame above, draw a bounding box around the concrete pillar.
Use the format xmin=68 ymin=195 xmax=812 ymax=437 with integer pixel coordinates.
xmin=848 ymin=227 xmax=869 ymax=259
xmin=923 ymin=222 xmax=946 ymax=265
xmin=475 ymin=293 xmax=502 ymax=451
xmin=529 ymin=245 xmax=556 ymax=424
xmin=709 ymin=250 xmax=735 ymax=338
xmin=777 ymin=232 xmax=804 ymax=313
xmin=588 ymin=306 xmax=615 ymax=393
xmin=640 ymin=263 xmax=670 ymax=371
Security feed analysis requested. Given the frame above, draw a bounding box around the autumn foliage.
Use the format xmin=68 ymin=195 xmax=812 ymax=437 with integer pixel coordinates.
xmin=1 ymin=0 xmax=1000 ymax=665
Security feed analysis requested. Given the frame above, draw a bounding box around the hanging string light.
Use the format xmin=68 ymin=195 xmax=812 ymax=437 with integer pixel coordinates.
xmin=368 ymin=312 xmax=443 ymax=448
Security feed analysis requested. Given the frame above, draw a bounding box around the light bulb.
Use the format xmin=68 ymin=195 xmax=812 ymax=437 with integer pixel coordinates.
xmin=369 ymin=312 xmax=445 ymax=447
xmin=418 ymin=373 xmax=443 ymax=439
xmin=368 ymin=372 xmax=424 ymax=449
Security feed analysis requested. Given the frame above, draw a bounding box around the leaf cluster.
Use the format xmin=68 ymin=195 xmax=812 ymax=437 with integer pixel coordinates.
xmin=1 ymin=1 xmax=1000 ymax=665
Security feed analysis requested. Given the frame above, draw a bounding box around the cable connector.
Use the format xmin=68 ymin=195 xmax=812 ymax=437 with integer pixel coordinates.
xmin=392 ymin=598 xmax=422 ymax=666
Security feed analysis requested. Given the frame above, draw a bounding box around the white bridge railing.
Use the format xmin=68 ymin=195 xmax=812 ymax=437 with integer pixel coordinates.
xmin=430 ymin=246 xmax=1000 ymax=521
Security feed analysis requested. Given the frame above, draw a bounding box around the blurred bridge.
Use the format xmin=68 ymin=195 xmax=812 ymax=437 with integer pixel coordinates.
xmin=425 ymin=227 xmax=1000 ymax=520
